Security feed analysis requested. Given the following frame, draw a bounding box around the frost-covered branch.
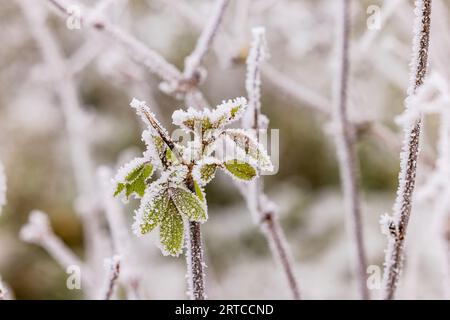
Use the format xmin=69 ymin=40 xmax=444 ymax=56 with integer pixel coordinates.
xmin=241 ymin=27 xmax=300 ymax=300
xmin=183 ymin=0 xmax=230 ymax=81
xmin=381 ymin=0 xmax=433 ymax=300
xmin=97 ymin=167 xmax=141 ymax=299
xmin=332 ymin=0 xmax=368 ymax=300
xmin=102 ymin=255 xmax=121 ymax=300
xmin=46 ymin=0 xmax=181 ymax=85
xmin=20 ymin=210 xmax=94 ymax=285
xmin=19 ymin=0 xmax=109 ymax=294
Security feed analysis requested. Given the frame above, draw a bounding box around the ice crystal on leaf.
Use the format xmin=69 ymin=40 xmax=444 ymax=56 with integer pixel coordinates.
xmin=115 ymin=97 xmax=272 ymax=256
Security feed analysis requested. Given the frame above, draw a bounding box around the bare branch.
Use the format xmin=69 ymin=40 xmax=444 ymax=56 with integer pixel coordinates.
xmin=381 ymin=0 xmax=433 ymax=300
xmin=102 ymin=255 xmax=121 ymax=300
xmin=242 ymin=27 xmax=301 ymax=300
xmin=332 ymin=0 xmax=368 ymax=300
xmin=183 ymin=0 xmax=230 ymax=81
xmin=20 ymin=210 xmax=94 ymax=284
xmin=46 ymin=0 xmax=182 ymax=84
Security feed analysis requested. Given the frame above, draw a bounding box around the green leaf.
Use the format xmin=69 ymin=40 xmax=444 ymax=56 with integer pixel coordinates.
xmin=193 ymin=180 xmax=205 ymax=203
xmin=125 ymin=164 xmax=145 ymax=182
xmin=170 ymin=187 xmax=207 ymax=222
xmin=125 ymin=177 xmax=146 ymax=198
xmin=139 ymin=191 xmax=169 ymax=235
xmin=159 ymin=198 xmax=184 ymax=256
xmin=113 ymin=183 xmax=125 ymax=197
xmin=224 ymin=160 xmax=257 ymax=181
xmin=199 ymin=163 xmax=217 ymax=184
xmin=152 ymin=135 xmax=165 ymax=155
xmin=115 ymin=163 xmax=154 ymax=199
xmin=165 ymin=148 xmax=179 ymax=164
xmin=224 ymin=130 xmax=272 ymax=170
xmin=230 ymin=105 xmax=241 ymax=119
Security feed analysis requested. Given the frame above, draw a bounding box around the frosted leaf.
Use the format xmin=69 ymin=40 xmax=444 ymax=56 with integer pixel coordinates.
xmin=113 ymin=157 xmax=148 ymax=184
xmin=223 ymin=160 xmax=257 ymax=181
xmin=223 ymin=129 xmax=273 ymax=171
xmin=209 ymin=97 xmax=247 ymax=128
xmin=192 ymin=157 xmax=221 ymax=185
xmin=193 ymin=180 xmax=206 ymax=203
xmin=113 ymin=157 xmax=153 ymax=200
xmin=132 ymin=172 xmax=171 ymax=236
xmin=0 ymin=162 xmax=6 ymax=215
xmin=170 ymin=187 xmax=207 ymax=222
xmin=142 ymin=130 xmax=164 ymax=169
xmin=172 ymin=97 xmax=247 ymax=133
xmin=172 ymin=107 xmax=210 ymax=132
xmin=138 ymin=190 xmax=169 ymax=235
xmin=159 ymin=198 xmax=185 ymax=257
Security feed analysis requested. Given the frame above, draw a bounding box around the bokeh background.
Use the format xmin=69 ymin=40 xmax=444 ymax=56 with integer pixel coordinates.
xmin=0 ymin=0 xmax=449 ymax=299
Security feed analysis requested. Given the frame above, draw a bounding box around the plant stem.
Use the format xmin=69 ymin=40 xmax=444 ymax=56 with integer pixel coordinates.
xmin=186 ymin=221 xmax=206 ymax=300
xmin=333 ymin=0 xmax=368 ymax=300
xmin=260 ymin=205 xmax=300 ymax=299
xmin=381 ymin=0 xmax=432 ymax=300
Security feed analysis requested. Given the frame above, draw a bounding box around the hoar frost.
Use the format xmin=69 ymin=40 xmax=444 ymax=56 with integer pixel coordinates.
xmin=114 ymin=97 xmax=272 ymax=256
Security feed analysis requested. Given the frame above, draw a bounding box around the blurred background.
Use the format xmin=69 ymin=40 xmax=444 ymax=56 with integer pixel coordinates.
xmin=0 ymin=0 xmax=449 ymax=299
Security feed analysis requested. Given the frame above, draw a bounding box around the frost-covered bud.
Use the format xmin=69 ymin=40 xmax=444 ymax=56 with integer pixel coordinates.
xmin=380 ymin=213 xmax=396 ymax=237
xmin=20 ymin=210 xmax=52 ymax=243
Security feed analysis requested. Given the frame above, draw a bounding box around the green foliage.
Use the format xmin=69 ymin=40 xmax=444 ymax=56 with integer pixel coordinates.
xmin=114 ymin=163 xmax=153 ymax=199
xmin=194 ymin=180 xmax=205 ymax=203
xmin=199 ymin=163 xmax=217 ymax=184
xmin=139 ymin=191 xmax=169 ymax=235
xmin=224 ymin=160 xmax=257 ymax=181
xmin=116 ymin=97 xmax=271 ymax=257
xmin=159 ymin=197 xmax=185 ymax=256
xmin=171 ymin=187 xmax=207 ymax=222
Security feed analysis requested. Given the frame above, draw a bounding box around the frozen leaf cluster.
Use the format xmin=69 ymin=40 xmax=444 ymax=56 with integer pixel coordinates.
xmin=113 ymin=97 xmax=272 ymax=256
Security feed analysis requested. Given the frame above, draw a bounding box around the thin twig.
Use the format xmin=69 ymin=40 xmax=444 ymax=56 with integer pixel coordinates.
xmin=102 ymin=255 xmax=121 ymax=300
xmin=20 ymin=210 xmax=94 ymax=285
xmin=243 ymin=27 xmax=301 ymax=299
xmin=46 ymin=0 xmax=182 ymax=84
xmin=381 ymin=0 xmax=433 ymax=300
xmin=183 ymin=0 xmax=230 ymax=81
xmin=97 ymin=168 xmax=141 ymax=300
xmin=333 ymin=0 xmax=368 ymax=300
xmin=18 ymin=1 xmax=108 ymax=297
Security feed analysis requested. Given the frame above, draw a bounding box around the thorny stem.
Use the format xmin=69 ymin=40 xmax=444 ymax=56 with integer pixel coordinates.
xmin=381 ymin=0 xmax=432 ymax=300
xmin=333 ymin=0 xmax=368 ymax=300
